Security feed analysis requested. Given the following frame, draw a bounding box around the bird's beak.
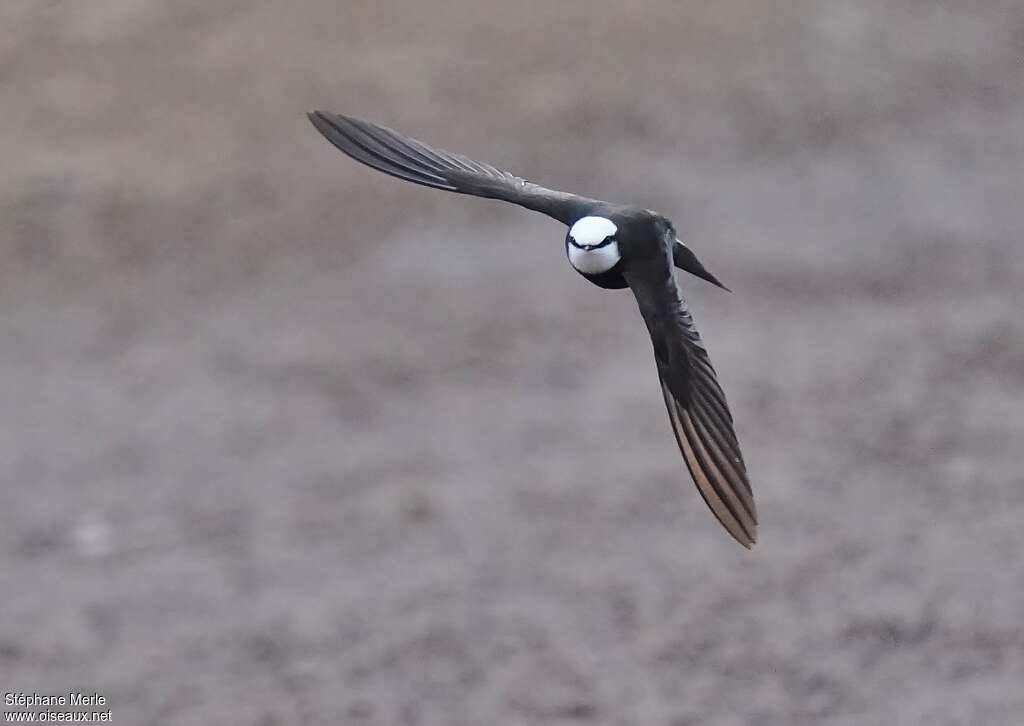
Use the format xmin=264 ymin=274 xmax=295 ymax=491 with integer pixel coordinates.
xmin=673 ymin=241 xmax=731 ymax=292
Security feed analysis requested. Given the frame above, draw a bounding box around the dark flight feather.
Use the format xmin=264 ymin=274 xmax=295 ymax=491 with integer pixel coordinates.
xmin=308 ymin=111 xmax=598 ymax=225
xmin=625 ymin=256 xmax=757 ymax=548
xmin=309 ymin=110 xmax=757 ymax=547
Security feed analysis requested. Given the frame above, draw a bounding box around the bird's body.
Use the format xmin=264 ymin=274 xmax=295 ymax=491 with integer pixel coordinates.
xmin=308 ymin=111 xmax=757 ymax=547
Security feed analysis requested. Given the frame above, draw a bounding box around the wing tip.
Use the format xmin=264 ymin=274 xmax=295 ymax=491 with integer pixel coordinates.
xmin=722 ymin=511 xmax=758 ymax=549
xmin=308 ymin=109 xmax=367 ymax=138
xmin=661 ymin=380 xmax=759 ymax=549
xmin=307 ymin=109 xmax=339 ymax=138
xmin=718 ymin=506 xmax=756 ymax=549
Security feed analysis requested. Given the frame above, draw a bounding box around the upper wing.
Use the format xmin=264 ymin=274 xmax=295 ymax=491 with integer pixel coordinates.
xmin=308 ymin=111 xmax=598 ymax=225
xmin=624 ymin=254 xmax=757 ymax=548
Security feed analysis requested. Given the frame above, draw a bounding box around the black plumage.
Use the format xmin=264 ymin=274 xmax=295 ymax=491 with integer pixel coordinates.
xmin=308 ymin=111 xmax=757 ymax=547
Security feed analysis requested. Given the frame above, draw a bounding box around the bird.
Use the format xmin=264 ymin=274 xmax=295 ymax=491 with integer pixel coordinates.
xmin=307 ymin=111 xmax=757 ymax=548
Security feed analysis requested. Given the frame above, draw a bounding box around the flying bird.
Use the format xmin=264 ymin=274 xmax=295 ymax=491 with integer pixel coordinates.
xmin=308 ymin=111 xmax=757 ymax=548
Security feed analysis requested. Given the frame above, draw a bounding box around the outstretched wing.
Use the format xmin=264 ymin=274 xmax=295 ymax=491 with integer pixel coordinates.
xmin=308 ymin=111 xmax=598 ymax=226
xmin=624 ymin=255 xmax=757 ymax=547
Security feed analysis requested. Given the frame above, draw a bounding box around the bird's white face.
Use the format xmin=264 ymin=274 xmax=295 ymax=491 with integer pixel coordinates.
xmin=567 ymin=216 xmax=620 ymax=275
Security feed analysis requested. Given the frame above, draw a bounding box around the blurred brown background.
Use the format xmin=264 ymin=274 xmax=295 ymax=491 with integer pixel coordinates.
xmin=2 ymin=1 xmax=1023 ymax=724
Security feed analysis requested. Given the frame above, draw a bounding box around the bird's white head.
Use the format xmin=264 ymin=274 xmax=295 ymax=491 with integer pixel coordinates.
xmin=566 ymin=216 xmax=620 ymax=275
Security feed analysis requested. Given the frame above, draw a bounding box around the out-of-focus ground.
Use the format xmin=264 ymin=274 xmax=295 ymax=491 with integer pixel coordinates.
xmin=2 ymin=1 xmax=1023 ymax=724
